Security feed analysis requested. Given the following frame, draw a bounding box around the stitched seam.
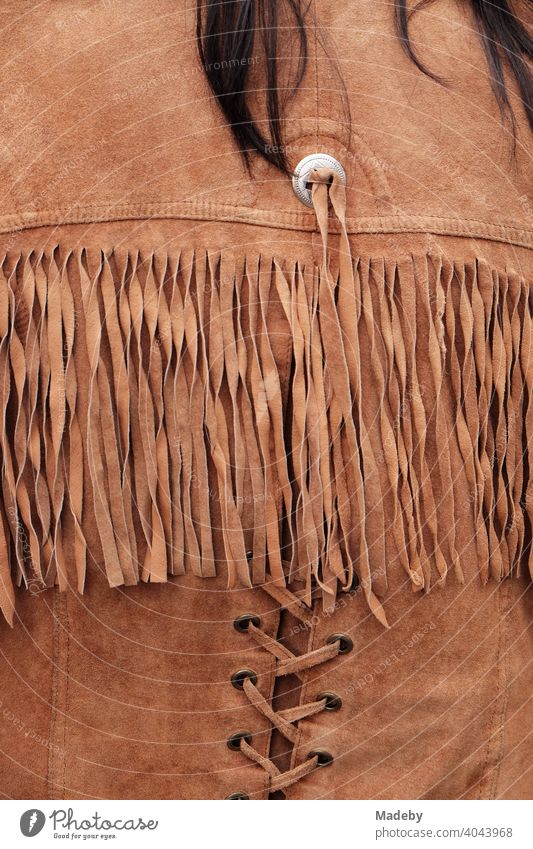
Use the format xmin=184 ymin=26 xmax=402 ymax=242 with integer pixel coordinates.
xmin=476 ymin=584 xmax=508 ymax=799
xmin=46 ymin=590 xmax=69 ymax=800
xmin=1 ymin=205 xmax=532 ymax=247
xmin=489 ymin=581 xmax=513 ymax=799
xmin=46 ymin=590 xmax=61 ymax=800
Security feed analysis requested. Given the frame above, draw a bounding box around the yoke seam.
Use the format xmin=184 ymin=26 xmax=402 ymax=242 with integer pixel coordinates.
xmin=0 ymin=205 xmax=532 ymax=249
xmin=488 ymin=580 xmax=513 ymax=799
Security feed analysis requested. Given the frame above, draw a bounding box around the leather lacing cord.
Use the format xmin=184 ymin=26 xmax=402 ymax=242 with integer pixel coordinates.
xmin=228 ymin=581 xmax=349 ymax=796
xmin=227 ymin=171 xmax=359 ymax=797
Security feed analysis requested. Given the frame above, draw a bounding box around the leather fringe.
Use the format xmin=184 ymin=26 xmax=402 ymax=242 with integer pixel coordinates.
xmin=0 ymin=247 xmax=531 ymax=628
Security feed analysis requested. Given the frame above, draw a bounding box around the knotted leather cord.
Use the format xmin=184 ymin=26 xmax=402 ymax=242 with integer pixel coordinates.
xmin=307 ymin=169 xmax=390 ymax=626
xmin=233 ymin=581 xmax=342 ymax=793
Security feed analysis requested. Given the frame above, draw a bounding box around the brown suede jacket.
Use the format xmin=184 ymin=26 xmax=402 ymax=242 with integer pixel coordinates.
xmin=0 ymin=0 xmax=531 ymax=627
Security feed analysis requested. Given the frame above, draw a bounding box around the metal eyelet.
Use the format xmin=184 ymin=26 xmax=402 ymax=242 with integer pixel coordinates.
xmin=233 ymin=613 xmax=261 ymax=633
xmin=246 ymin=550 xmax=253 ymax=561
xmin=226 ymin=791 xmax=250 ymax=800
xmin=316 ymin=692 xmax=343 ymax=712
xmin=227 ymin=731 xmax=253 ymax=751
xmin=230 ymin=669 xmax=258 ymax=690
xmin=326 ymin=633 xmax=354 ymax=654
xmin=308 ymin=750 xmax=334 ymax=768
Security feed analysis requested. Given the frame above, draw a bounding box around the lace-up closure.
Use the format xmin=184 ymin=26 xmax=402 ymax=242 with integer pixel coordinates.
xmin=227 ymin=166 xmax=359 ymax=797
xmin=228 ymin=582 xmax=351 ymax=795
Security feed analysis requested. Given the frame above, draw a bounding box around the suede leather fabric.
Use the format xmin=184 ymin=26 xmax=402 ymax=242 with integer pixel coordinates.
xmin=0 ymin=0 xmax=531 ymax=799
xmin=0 ymin=566 xmax=530 ymax=799
xmin=0 ymin=2 xmax=530 ymax=239
xmin=0 ymin=571 xmax=280 ymax=800
xmin=287 ymin=567 xmax=532 ymax=799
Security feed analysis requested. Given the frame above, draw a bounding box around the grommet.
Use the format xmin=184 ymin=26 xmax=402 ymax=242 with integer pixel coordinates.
xmin=227 ymin=731 xmax=252 ymax=751
xmin=292 ymin=153 xmax=346 ymax=207
xmin=226 ymin=791 xmax=250 ymax=800
xmin=308 ymin=750 xmax=334 ymax=768
xmin=316 ymin=692 xmax=343 ymax=712
xmin=233 ymin=613 xmax=261 ymax=633
xmin=230 ymin=668 xmax=258 ymax=690
xmin=326 ymin=633 xmax=354 ymax=654
xmin=246 ymin=550 xmax=253 ymax=561
xmin=269 ymin=790 xmax=286 ymax=799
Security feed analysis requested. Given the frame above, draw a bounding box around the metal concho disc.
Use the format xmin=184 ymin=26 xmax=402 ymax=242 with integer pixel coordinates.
xmin=292 ymin=153 xmax=346 ymax=207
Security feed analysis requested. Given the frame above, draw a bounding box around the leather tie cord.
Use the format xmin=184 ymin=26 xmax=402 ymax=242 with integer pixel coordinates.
xmin=231 ymin=581 xmax=342 ymax=794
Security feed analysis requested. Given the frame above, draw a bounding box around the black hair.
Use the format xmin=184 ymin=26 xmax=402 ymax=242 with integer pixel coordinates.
xmin=197 ymin=0 xmax=533 ymax=173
